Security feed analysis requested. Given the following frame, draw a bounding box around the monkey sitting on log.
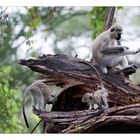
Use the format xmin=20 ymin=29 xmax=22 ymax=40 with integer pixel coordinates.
xmin=92 ymin=24 xmax=140 ymax=74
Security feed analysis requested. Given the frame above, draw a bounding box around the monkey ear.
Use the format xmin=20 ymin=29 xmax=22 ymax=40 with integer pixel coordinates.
xmin=111 ymin=28 xmax=115 ymax=32
xmin=82 ymin=96 xmax=86 ymax=102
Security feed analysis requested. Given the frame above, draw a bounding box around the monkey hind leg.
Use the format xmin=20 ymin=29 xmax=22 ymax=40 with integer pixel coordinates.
xmin=100 ymin=66 xmax=108 ymax=74
xmin=31 ymin=94 xmax=38 ymax=109
xmin=120 ymin=56 xmax=129 ymax=68
xmin=42 ymin=102 xmax=46 ymax=111
xmin=101 ymin=95 xmax=109 ymax=110
xmin=38 ymin=97 xmax=45 ymax=111
xmin=89 ymin=104 xmax=93 ymax=110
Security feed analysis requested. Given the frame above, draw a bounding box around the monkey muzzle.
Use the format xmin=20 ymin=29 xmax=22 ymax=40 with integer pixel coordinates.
xmin=116 ymin=33 xmax=121 ymax=40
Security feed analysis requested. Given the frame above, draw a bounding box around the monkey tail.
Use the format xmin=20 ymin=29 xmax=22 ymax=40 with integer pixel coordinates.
xmin=79 ymin=61 xmax=104 ymax=88
xmin=22 ymin=87 xmax=30 ymax=128
xmin=30 ymin=119 xmax=42 ymax=133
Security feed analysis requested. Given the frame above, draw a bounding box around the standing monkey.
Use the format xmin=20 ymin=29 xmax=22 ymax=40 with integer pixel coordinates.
xmin=80 ymin=61 xmax=109 ymax=110
xmin=92 ymin=24 xmax=140 ymax=74
xmin=22 ymin=80 xmax=56 ymax=128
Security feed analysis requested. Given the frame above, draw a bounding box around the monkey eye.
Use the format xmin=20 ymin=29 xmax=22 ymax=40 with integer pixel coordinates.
xmin=111 ymin=28 xmax=115 ymax=32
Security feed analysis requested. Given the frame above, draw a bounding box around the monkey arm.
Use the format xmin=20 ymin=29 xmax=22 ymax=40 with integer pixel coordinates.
xmin=100 ymin=46 xmax=126 ymax=54
xmin=101 ymin=47 xmax=140 ymax=55
xmin=123 ymin=48 xmax=140 ymax=55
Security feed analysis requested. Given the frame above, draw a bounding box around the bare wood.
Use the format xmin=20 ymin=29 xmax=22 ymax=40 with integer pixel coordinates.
xmin=104 ymin=7 xmax=116 ymax=31
xmin=32 ymin=104 xmax=140 ymax=133
xmin=62 ymin=104 xmax=140 ymax=133
xmin=19 ymin=54 xmax=140 ymax=133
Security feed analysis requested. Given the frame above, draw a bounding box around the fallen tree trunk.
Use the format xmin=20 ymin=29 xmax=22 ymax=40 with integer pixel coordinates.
xmin=20 ymin=54 xmax=140 ymax=105
xmin=33 ymin=103 xmax=140 ymax=133
xmin=19 ymin=54 xmax=140 ymax=133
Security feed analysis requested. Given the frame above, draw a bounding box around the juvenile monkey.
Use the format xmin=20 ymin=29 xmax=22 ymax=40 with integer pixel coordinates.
xmin=92 ymin=24 xmax=140 ymax=74
xmin=82 ymin=92 xmax=94 ymax=110
xmin=81 ymin=61 xmax=108 ymax=110
xmin=22 ymin=80 xmax=56 ymax=128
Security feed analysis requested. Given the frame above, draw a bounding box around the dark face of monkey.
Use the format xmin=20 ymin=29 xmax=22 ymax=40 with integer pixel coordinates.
xmin=116 ymin=32 xmax=121 ymax=40
xmin=89 ymin=95 xmax=93 ymax=100
xmin=110 ymin=25 xmax=122 ymax=40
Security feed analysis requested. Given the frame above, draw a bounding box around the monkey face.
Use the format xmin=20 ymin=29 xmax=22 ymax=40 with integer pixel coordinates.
xmin=116 ymin=33 xmax=122 ymax=40
xmin=82 ymin=93 xmax=93 ymax=103
xmin=116 ymin=32 xmax=122 ymax=40
xmin=110 ymin=24 xmax=122 ymax=40
xmin=48 ymin=94 xmax=56 ymax=103
xmin=89 ymin=95 xmax=93 ymax=100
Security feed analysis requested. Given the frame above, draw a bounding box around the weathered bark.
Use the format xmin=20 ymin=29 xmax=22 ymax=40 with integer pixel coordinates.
xmin=20 ymin=54 xmax=140 ymax=106
xmin=20 ymin=54 xmax=140 ymax=133
xmin=33 ymin=104 xmax=140 ymax=133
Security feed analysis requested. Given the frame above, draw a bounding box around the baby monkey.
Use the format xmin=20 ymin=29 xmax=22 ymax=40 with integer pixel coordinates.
xmin=81 ymin=61 xmax=108 ymax=110
xmin=22 ymin=80 xmax=56 ymax=128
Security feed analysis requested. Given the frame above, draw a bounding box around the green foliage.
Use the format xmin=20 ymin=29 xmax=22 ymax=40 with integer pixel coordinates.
xmin=0 ymin=66 xmax=24 ymax=133
xmin=25 ymin=30 xmax=33 ymax=37
xmin=0 ymin=7 xmax=10 ymax=26
xmin=89 ymin=7 xmax=108 ymax=39
xmin=30 ymin=17 xmax=42 ymax=29
xmin=54 ymin=14 xmax=90 ymax=41
xmin=27 ymin=7 xmax=42 ymax=30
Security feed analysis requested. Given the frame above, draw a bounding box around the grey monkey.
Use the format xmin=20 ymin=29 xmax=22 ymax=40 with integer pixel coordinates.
xmin=92 ymin=24 xmax=140 ymax=74
xmin=22 ymin=80 xmax=56 ymax=128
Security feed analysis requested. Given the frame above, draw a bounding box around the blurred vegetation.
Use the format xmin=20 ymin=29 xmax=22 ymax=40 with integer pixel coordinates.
xmin=0 ymin=6 xmax=140 ymax=133
xmin=0 ymin=66 xmax=23 ymax=133
xmin=0 ymin=6 xmax=91 ymax=133
xmin=89 ymin=7 xmax=108 ymax=38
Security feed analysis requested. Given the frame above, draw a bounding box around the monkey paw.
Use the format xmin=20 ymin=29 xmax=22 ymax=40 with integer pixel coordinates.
xmin=119 ymin=47 xmax=125 ymax=51
xmin=121 ymin=65 xmax=139 ymax=76
xmin=131 ymin=64 xmax=139 ymax=70
xmin=136 ymin=48 xmax=140 ymax=54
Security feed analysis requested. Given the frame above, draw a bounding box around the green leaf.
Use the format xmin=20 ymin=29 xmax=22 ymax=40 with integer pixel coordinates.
xmin=28 ymin=8 xmax=34 ymax=15
xmin=89 ymin=7 xmax=108 ymax=38
xmin=31 ymin=51 xmax=37 ymax=58
xmin=25 ymin=30 xmax=32 ymax=37
xmin=30 ymin=17 xmax=42 ymax=29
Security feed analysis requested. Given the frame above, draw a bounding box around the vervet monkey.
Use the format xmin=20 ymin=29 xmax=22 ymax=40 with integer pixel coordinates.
xmin=22 ymin=80 xmax=56 ymax=128
xmin=92 ymin=24 xmax=140 ymax=74
xmin=82 ymin=89 xmax=108 ymax=110
xmin=80 ymin=61 xmax=109 ymax=110
xmin=82 ymin=92 xmax=94 ymax=110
